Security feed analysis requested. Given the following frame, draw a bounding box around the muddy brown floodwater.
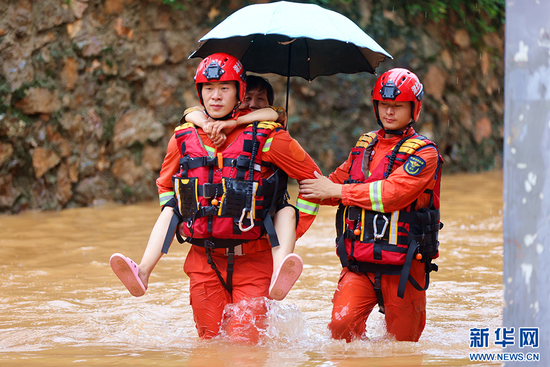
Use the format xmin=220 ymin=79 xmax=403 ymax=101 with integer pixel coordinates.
xmin=0 ymin=171 xmax=504 ymax=366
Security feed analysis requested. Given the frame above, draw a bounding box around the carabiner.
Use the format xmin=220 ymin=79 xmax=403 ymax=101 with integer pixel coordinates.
xmin=238 ymin=208 xmax=255 ymax=232
xmin=373 ymin=214 xmax=389 ymax=240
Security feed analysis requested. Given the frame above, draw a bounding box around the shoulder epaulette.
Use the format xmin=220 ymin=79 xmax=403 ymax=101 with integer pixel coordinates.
xmin=175 ymin=122 xmax=195 ymax=132
xmin=250 ymin=121 xmax=283 ymax=130
xmin=399 ymin=136 xmax=432 ymax=155
xmin=355 ymin=131 xmax=377 ymax=148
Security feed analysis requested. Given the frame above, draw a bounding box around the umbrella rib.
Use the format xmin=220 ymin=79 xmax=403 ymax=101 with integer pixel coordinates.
xmin=241 ymin=34 xmax=255 ymax=62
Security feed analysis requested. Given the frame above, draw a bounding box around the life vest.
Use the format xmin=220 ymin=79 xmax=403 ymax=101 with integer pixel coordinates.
xmin=172 ymin=121 xmax=287 ymax=249
xmin=335 ymin=131 xmax=444 ymax=299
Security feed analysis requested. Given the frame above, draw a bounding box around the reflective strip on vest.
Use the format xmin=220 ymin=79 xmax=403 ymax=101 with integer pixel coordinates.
xmin=296 ymin=198 xmax=319 ymax=216
xmin=262 ymin=137 xmax=273 ymax=152
xmin=205 ymin=145 xmax=215 ymax=157
xmin=174 ymin=179 xmax=182 ymax=211
xmin=369 ymin=181 xmax=384 ymax=212
xmin=360 ymin=207 xmax=366 ymax=241
xmin=159 ymin=191 xmax=175 ymax=206
xmin=389 ymin=210 xmax=400 ymax=245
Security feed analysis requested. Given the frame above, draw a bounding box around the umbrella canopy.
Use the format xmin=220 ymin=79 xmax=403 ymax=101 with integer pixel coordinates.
xmin=189 ymin=1 xmax=392 ymax=81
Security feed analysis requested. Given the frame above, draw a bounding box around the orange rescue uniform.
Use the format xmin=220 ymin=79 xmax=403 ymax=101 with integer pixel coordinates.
xmin=156 ymin=115 xmax=320 ymax=339
xmin=325 ymin=128 xmax=440 ymax=342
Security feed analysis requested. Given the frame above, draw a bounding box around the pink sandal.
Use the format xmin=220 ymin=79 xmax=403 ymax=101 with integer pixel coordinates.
xmin=109 ymin=253 xmax=146 ymax=297
xmin=269 ymin=253 xmax=303 ymax=301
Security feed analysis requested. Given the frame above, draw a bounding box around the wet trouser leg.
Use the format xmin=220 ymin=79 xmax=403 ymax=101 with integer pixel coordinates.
xmin=328 ymin=269 xmax=378 ymax=342
xmin=184 ymin=245 xmax=272 ymax=340
xmin=382 ymin=260 xmax=426 ymax=342
xmin=329 ymin=261 xmax=427 ymax=342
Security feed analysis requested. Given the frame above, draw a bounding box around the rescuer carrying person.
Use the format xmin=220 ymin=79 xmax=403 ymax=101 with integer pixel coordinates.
xmin=110 ymin=53 xmax=321 ymax=341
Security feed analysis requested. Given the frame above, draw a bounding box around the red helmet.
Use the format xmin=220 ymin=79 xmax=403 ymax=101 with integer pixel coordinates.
xmin=372 ymin=68 xmax=424 ymax=122
xmin=195 ymin=53 xmax=246 ymax=105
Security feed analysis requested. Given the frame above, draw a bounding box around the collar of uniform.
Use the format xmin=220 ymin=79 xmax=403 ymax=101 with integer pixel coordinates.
xmin=377 ymin=127 xmax=416 ymax=141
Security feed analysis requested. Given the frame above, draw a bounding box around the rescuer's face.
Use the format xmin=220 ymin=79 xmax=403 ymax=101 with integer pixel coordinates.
xmin=202 ymin=81 xmax=238 ymax=119
xmin=378 ymin=100 xmax=413 ymax=133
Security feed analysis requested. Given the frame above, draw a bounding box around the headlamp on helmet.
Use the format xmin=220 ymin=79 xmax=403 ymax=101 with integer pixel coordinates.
xmin=379 ymin=80 xmax=401 ymax=100
xmin=203 ymin=61 xmax=225 ymax=80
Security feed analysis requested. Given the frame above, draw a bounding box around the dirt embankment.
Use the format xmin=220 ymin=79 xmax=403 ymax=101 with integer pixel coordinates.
xmin=0 ymin=0 xmax=504 ymax=213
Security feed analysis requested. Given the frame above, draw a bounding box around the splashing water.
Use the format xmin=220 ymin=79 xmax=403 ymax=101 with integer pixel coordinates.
xmin=219 ymin=297 xmax=311 ymax=347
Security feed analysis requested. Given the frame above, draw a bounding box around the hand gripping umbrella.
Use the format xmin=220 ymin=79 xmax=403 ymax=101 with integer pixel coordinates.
xmin=189 ymin=1 xmax=392 ymax=111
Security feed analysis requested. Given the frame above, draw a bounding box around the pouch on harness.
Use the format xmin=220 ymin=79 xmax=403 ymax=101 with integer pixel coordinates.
xmin=335 ymin=204 xmax=442 ymax=307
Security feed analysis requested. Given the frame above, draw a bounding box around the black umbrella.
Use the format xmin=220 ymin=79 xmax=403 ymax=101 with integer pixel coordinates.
xmin=189 ymin=1 xmax=392 ymax=111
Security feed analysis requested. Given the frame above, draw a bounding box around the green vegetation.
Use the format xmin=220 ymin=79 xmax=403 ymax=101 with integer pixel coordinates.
xmin=102 ymin=116 xmax=116 ymax=141
xmin=13 ymin=79 xmax=57 ymax=98
xmin=311 ymin=0 xmax=354 ymax=5
xmin=129 ymin=142 xmax=144 ymax=166
xmin=102 ymin=46 xmax=114 ymax=55
xmin=0 ymin=79 xmax=10 ymax=115
xmin=395 ymin=0 xmax=504 ymax=41
xmin=308 ymin=0 xmax=504 ymax=47
xmin=161 ymin=0 xmax=192 ymax=11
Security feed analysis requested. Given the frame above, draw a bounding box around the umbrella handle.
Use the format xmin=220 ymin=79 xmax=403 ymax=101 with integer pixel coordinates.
xmin=286 ymin=76 xmax=290 ymax=115
xmin=285 ymin=41 xmax=292 ymax=115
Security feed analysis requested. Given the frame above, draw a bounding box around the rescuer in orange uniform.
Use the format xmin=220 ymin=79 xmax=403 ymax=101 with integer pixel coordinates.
xmin=181 ymin=75 xmax=302 ymax=302
xmin=110 ymin=53 xmax=321 ymax=341
xmin=299 ymin=68 xmax=443 ymax=342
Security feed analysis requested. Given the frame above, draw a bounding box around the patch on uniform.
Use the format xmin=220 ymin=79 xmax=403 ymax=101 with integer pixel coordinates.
xmin=403 ymin=155 xmax=426 ymax=176
xmin=289 ymin=139 xmax=306 ymax=161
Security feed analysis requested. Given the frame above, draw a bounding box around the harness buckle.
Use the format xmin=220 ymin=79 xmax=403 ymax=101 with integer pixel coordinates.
xmin=236 ymin=155 xmax=250 ymax=169
xmin=225 ymin=244 xmax=244 ymax=256
xmin=202 ymin=183 xmax=218 ymax=198
xmin=373 ymin=214 xmax=389 ymax=240
xmin=204 ymin=156 xmax=217 ymax=167
xmin=373 ymin=274 xmax=381 ymax=290
xmin=238 ymin=208 xmax=255 ymax=232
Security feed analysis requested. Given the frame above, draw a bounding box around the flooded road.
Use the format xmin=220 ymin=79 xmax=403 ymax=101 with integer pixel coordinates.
xmin=0 ymin=171 xmax=504 ymax=366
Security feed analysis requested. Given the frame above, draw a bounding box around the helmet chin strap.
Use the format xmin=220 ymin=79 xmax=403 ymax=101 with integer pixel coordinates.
xmin=231 ymin=102 xmax=241 ymax=118
xmin=374 ymin=100 xmax=417 ymax=136
xmin=377 ymin=119 xmax=414 ymax=136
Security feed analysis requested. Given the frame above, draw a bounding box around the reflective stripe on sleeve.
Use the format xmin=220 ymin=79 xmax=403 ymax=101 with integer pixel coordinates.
xmin=296 ymin=198 xmax=319 ymax=216
xmin=369 ymin=181 xmax=384 ymax=212
xmin=262 ymin=137 xmax=273 ymax=152
xmin=159 ymin=191 xmax=175 ymax=206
